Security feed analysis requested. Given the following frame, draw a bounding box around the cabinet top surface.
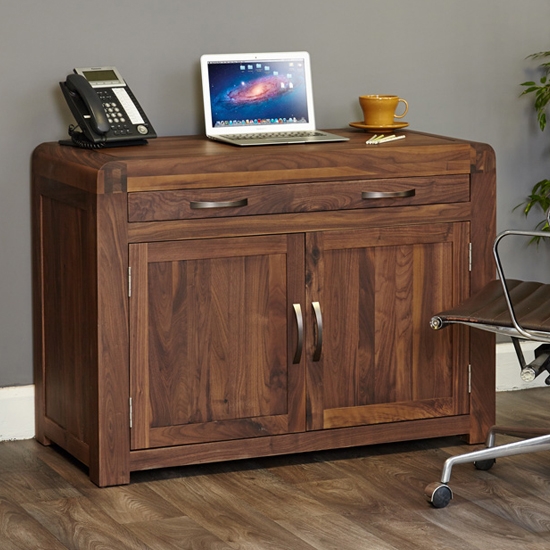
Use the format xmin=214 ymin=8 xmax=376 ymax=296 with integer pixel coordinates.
xmin=33 ymin=130 xmax=492 ymax=194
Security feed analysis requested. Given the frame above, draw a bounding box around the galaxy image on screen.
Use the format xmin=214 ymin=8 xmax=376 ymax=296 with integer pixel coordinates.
xmin=208 ymin=59 xmax=309 ymax=128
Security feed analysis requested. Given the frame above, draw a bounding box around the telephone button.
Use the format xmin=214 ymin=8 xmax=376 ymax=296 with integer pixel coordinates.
xmin=137 ymin=125 xmax=148 ymax=135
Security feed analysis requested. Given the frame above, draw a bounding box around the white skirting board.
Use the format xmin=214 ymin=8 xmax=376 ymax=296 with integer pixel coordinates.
xmin=0 ymin=343 xmax=546 ymax=441
xmin=0 ymin=385 xmax=35 ymax=441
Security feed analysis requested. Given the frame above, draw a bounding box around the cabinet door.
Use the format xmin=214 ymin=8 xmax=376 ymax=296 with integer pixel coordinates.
xmin=129 ymin=234 xmax=305 ymax=449
xmin=305 ymin=222 xmax=470 ymax=431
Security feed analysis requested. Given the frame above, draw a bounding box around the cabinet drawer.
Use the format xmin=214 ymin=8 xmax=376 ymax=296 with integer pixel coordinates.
xmin=127 ymin=175 xmax=469 ymax=222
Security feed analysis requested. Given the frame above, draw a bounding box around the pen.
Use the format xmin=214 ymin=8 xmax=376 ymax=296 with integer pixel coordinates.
xmin=366 ymin=134 xmax=406 ymax=145
xmin=366 ymin=134 xmax=390 ymax=144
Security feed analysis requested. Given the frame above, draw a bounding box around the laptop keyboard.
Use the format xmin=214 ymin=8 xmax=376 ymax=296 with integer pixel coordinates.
xmin=226 ymin=131 xmax=325 ymax=141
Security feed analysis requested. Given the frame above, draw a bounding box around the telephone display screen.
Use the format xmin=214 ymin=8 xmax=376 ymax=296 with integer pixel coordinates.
xmin=83 ymin=69 xmax=117 ymax=82
xmin=77 ymin=67 xmax=126 ymax=87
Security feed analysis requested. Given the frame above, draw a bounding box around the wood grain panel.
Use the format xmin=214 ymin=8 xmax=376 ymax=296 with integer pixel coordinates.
xmin=32 ymin=131 xmax=472 ymax=194
xmin=467 ymin=142 xmax=497 ymax=443
xmin=127 ymin=175 xmax=469 ymax=221
xmin=93 ymin=192 xmax=131 ymax=486
xmin=39 ymin=192 xmax=95 ymax=451
xmin=126 ymin=202 xmax=472 ymax=243
xmin=306 ymin=222 xmax=470 ymax=431
xmin=323 ymin=397 xmax=456 ymax=428
xmin=130 ymin=244 xmax=150 ymax=450
xmin=129 ymin=415 xmax=471 ymax=471
xmin=41 ymin=196 xmax=86 ymax=435
xmin=130 ymin=234 xmax=306 ymax=449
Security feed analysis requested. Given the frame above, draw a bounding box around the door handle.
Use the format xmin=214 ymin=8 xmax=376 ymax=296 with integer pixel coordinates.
xmin=361 ymin=189 xmax=415 ymax=199
xmin=312 ymin=301 xmax=323 ymax=362
xmin=292 ymin=303 xmax=303 ymax=364
xmin=190 ymin=198 xmax=248 ymax=209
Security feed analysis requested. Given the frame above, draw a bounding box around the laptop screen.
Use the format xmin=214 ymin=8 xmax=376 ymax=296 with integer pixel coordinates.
xmin=201 ymin=52 xmax=316 ymax=136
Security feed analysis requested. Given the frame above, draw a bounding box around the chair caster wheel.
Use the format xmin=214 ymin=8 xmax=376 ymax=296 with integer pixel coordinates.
xmin=425 ymin=482 xmax=453 ymax=508
xmin=474 ymin=458 xmax=495 ymax=471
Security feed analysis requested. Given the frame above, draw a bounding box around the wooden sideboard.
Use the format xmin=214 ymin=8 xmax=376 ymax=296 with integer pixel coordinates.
xmin=32 ymin=129 xmax=496 ymax=486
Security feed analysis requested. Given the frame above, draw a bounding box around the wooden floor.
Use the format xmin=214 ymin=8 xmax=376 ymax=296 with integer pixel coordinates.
xmin=2 ymin=389 xmax=550 ymax=549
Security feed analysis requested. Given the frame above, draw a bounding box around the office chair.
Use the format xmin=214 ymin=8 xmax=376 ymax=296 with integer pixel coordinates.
xmin=425 ymin=222 xmax=550 ymax=508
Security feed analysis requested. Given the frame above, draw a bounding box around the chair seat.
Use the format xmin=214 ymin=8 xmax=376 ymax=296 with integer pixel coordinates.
xmin=434 ymin=279 xmax=550 ymax=333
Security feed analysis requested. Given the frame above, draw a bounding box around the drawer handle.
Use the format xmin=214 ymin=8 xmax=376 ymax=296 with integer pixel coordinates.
xmin=312 ymin=301 xmax=323 ymax=362
xmin=292 ymin=303 xmax=304 ymax=364
xmin=361 ymin=189 xmax=415 ymax=199
xmin=190 ymin=198 xmax=248 ymax=209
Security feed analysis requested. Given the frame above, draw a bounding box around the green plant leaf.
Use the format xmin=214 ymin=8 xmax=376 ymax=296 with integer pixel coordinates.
xmin=520 ymin=86 xmax=539 ymax=95
xmin=527 ymin=50 xmax=550 ymax=60
xmin=518 ymin=52 xmax=550 ymax=239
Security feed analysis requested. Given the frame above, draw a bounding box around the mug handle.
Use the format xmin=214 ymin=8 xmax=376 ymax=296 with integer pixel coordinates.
xmin=394 ymin=99 xmax=409 ymax=119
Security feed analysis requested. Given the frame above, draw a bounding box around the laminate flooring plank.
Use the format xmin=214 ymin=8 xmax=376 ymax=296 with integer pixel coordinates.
xmin=415 ymin=504 xmax=549 ymax=550
xmin=495 ymin=387 xmax=549 ymax=425
xmin=275 ymin=512 xmax=401 ymax=550
xmin=29 ymin=440 xmax=97 ymax=491
xmin=198 ymin=462 xmax=337 ymax=521
xmin=127 ymin=516 xmax=236 ymax=550
xmin=252 ymin=453 xmax=349 ymax=485
xmin=326 ymin=449 xmax=550 ymax=549
xmin=0 ymin=439 xmax=49 ymax=473
xmin=487 ymin=451 xmax=550 ymax=501
xmin=347 ymin=511 xmax=481 ymax=550
xmin=274 ymin=454 xmax=480 ymax=550
xmin=197 ymin=463 xmax=402 ymax=550
xmin=79 ymin=483 xmax=184 ymax=525
xmin=23 ymin=496 xmax=154 ymax=550
xmin=0 ymin=462 xmax=81 ymax=504
xmin=150 ymin=475 xmax=320 ymax=550
xmin=449 ymin=477 xmax=550 ymax=536
xmin=0 ymin=497 xmax=68 ymax=550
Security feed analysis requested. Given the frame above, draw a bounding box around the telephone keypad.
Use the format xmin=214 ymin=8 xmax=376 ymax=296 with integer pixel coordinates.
xmin=97 ymin=89 xmax=134 ymax=136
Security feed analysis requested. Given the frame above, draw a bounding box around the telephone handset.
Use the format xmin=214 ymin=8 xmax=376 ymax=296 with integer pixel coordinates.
xmin=60 ymin=66 xmax=156 ymax=148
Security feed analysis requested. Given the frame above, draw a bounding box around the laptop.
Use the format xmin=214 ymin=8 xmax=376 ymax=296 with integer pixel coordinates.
xmin=200 ymin=52 xmax=349 ymax=146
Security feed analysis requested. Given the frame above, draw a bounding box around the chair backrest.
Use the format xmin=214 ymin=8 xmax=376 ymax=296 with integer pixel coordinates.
xmin=430 ymin=228 xmax=550 ymax=343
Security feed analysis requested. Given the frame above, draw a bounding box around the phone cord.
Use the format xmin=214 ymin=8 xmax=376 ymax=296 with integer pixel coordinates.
xmin=68 ymin=125 xmax=106 ymax=149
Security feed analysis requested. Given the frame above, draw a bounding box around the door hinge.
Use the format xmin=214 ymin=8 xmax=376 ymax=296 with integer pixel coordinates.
xmin=129 ymin=397 xmax=133 ymax=429
xmin=468 ymin=243 xmax=472 ymax=272
xmin=128 ymin=267 xmax=132 ymax=297
xmin=468 ymin=364 xmax=472 ymax=394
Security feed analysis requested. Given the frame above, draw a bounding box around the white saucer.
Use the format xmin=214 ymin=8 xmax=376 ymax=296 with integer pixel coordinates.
xmin=349 ymin=121 xmax=409 ymax=131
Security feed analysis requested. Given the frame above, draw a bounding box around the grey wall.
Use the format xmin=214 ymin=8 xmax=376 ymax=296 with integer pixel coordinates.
xmin=1 ymin=0 xmax=550 ymax=387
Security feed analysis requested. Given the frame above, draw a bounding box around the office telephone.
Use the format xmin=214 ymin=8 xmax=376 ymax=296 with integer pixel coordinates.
xmin=60 ymin=66 xmax=156 ymax=148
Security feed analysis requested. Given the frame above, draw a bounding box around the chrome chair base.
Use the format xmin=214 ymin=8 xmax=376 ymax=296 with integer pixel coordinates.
xmin=425 ymin=426 xmax=550 ymax=508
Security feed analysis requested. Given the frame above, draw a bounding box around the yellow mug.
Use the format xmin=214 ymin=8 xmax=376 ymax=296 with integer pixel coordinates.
xmin=359 ymin=95 xmax=409 ymax=126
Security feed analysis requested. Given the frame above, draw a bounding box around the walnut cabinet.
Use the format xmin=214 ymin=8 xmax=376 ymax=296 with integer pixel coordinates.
xmin=32 ymin=130 xmax=496 ymax=486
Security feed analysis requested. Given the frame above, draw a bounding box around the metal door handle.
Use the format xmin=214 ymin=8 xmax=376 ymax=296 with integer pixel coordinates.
xmin=292 ymin=303 xmax=303 ymax=364
xmin=312 ymin=301 xmax=323 ymax=362
xmin=361 ymin=189 xmax=415 ymax=199
xmin=190 ymin=198 xmax=248 ymax=209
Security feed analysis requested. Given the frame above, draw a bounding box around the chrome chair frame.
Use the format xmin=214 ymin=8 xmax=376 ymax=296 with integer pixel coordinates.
xmin=425 ymin=226 xmax=550 ymax=508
